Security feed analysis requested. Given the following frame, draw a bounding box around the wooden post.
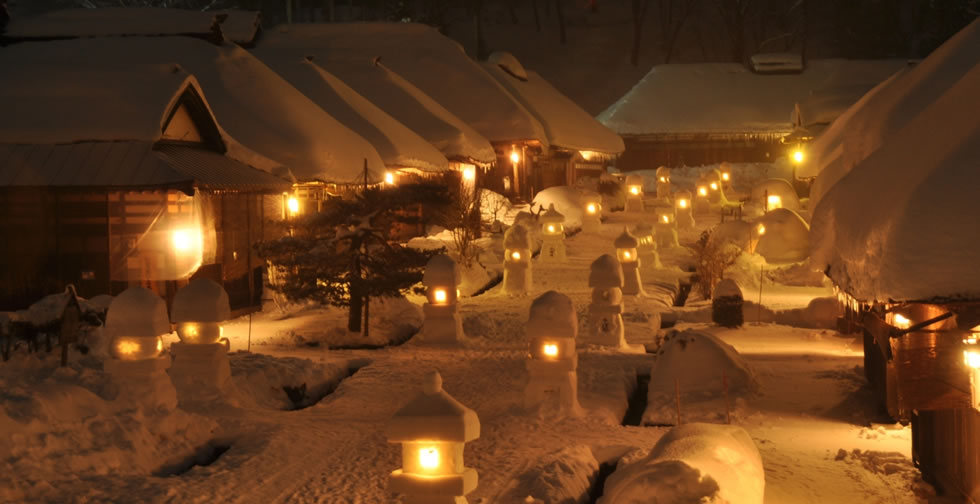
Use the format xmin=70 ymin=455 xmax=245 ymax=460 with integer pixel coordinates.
xmin=723 ymin=371 xmax=731 ymax=424
xmin=757 ymin=265 xmax=764 ymax=324
xmin=59 ymin=288 xmax=81 ymax=367
xmin=363 ymin=158 xmax=368 ymax=192
xmin=364 ymin=294 xmax=370 ymax=340
xmin=674 ymin=378 xmax=682 ymax=425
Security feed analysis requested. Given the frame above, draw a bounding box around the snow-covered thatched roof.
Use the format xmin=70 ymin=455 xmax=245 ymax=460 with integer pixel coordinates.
xmin=254 ymin=37 xmax=495 ymax=165
xmin=598 ymin=59 xmax=906 ymax=138
xmin=261 ymin=23 xmax=548 ymax=147
xmin=810 ymin=32 xmax=980 ymax=302
xmin=1 ymin=7 xmax=261 ymax=45
xmin=483 ymin=55 xmax=624 ymax=155
xmin=800 ymin=18 xmax=980 ymax=207
xmin=0 ymin=37 xmax=387 ymax=184
xmin=252 ymin=49 xmax=450 ymax=173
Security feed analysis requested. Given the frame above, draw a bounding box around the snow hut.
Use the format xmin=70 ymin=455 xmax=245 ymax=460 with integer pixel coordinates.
xmin=588 ymin=254 xmax=626 ymax=348
xmin=599 ymin=59 xmax=908 ymax=170
xmin=751 ymin=178 xmax=801 ymax=213
xmin=538 ymin=204 xmax=566 ymax=262
xmin=614 ymin=229 xmax=644 ymax=296
xmin=503 ymin=225 xmax=533 ymax=295
xmin=420 ymin=254 xmax=464 ymax=344
xmin=525 ymin=291 xmax=580 ymax=414
xmin=754 ymin=208 xmax=809 ymax=263
xmin=0 ymin=62 xmax=291 ymax=312
xmin=387 ymin=370 xmax=480 ymax=504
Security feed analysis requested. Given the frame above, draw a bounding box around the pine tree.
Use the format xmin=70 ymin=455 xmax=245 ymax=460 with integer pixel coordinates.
xmin=257 ymin=182 xmax=449 ymax=333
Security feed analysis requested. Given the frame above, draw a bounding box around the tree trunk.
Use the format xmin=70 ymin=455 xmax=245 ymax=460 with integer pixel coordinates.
xmin=363 ymin=295 xmax=370 ymax=339
xmin=800 ymin=0 xmax=808 ymax=66
xmin=508 ymin=0 xmax=518 ymax=23
xmin=555 ymin=0 xmax=566 ymax=44
xmin=630 ymin=0 xmax=648 ymax=66
xmin=531 ymin=0 xmax=541 ymax=32
xmin=348 ymin=253 xmax=363 ymax=332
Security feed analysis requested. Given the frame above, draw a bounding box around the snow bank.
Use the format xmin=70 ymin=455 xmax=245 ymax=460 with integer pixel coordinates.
xmin=228 ymin=352 xmax=351 ymax=410
xmin=531 ymin=186 xmax=586 ymax=229
xmin=502 ymin=445 xmax=600 ymax=504
xmin=644 ymin=330 xmax=758 ymax=425
xmin=598 ymin=423 xmax=764 ymax=504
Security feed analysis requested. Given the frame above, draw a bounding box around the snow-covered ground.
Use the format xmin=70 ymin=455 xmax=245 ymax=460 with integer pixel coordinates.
xmin=1 ymin=164 xmax=952 ymax=503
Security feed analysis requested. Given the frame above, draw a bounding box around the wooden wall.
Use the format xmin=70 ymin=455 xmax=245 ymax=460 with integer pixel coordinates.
xmin=914 ymin=408 xmax=980 ymax=502
xmin=616 ymin=136 xmax=787 ymax=171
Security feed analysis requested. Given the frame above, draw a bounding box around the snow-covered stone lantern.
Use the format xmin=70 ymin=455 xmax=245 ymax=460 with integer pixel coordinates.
xmin=539 ymin=204 xmax=566 ymax=262
xmin=104 ymin=287 xmax=177 ymax=410
xmin=581 ymin=191 xmax=602 ymax=233
xmin=421 ymin=254 xmax=464 ymax=344
xmin=387 ymin=370 xmax=480 ymax=504
xmin=719 ymin=161 xmax=733 ymax=190
xmin=674 ymin=189 xmax=696 ymax=229
xmin=614 ymin=228 xmax=644 ymax=296
xmin=169 ymin=278 xmax=234 ymax=402
xmin=525 ymin=291 xmax=581 ymax=413
xmin=624 ymin=174 xmax=645 ymax=212
xmin=654 ymin=207 xmax=679 ymax=249
xmin=588 ymin=254 xmax=627 ymax=348
xmin=694 ymin=176 xmax=711 ymax=214
xmin=503 ymin=224 xmax=532 ymax=295
xmin=632 ymin=223 xmax=662 ymax=270
xmin=656 ymin=166 xmax=671 ymax=200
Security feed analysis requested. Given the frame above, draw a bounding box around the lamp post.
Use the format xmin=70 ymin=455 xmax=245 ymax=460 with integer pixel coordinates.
xmin=539 ymin=204 xmax=566 ymax=262
xmin=588 ymin=254 xmax=627 ymax=348
xmin=103 ymin=287 xmax=177 ymax=411
xmin=675 ymin=189 xmax=695 ymax=229
xmin=387 ymin=371 xmax=480 ymax=504
xmin=421 ymin=254 xmax=464 ymax=344
xmin=624 ymin=174 xmax=645 ymax=212
xmin=503 ymin=224 xmax=532 ymax=295
xmin=169 ymin=278 xmax=235 ymax=404
xmin=656 ymin=166 xmax=671 ymax=201
xmin=614 ymin=228 xmax=644 ymax=296
xmin=581 ymin=191 xmax=602 ymax=233
xmin=525 ymin=291 xmax=581 ymax=414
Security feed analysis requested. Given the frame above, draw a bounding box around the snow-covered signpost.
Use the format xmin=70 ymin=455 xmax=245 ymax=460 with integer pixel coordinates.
xmin=421 ymin=254 xmax=464 ymax=344
xmin=503 ymin=224 xmax=532 ymax=295
xmin=104 ymin=287 xmax=177 ymax=410
xmin=581 ymin=191 xmax=602 ymax=233
xmin=656 ymin=166 xmax=671 ymax=201
xmin=675 ymin=189 xmax=695 ymax=229
xmin=654 ymin=207 xmax=679 ymax=249
xmin=588 ymin=254 xmax=627 ymax=348
xmin=387 ymin=371 xmax=480 ymax=504
xmin=524 ymin=291 xmax=581 ymax=414
xmin=615 ymin=228 xmax=644 ymax=296
xmin=538 ymin=204 xmax=566 ymax=262
xmin=169 ymin=278 xmax=235 ymax=403
xmin=624 ymin=174 xmax=645 ymax=212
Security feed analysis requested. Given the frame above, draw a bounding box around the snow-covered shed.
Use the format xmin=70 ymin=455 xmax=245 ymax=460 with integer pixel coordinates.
xmin=598 ymin=59 xmax=906 ymax=170
xmin=259 ymin=23 xmax=551 ymax=201
xmin=482 ymin=52 xmax=624 ymax=189
xmin=0 ymin=63 xmax=290 ymax=312
xmin=809 ymin=19 xmax=980 ymax=500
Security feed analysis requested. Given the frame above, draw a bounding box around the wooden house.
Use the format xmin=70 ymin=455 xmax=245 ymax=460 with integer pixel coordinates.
xmin=0 ymin=64 xmax=291 ymax=313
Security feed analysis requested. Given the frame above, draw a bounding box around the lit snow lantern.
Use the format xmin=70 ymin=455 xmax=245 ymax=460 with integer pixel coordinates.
xmin=674 ymin=189 xmax=696 ymax=229
xmin=719 ymin=161 xmax=733 ymax=189
xmin=694 ymin=176 xmax=711 ymax=214
xmin=705 ymin=169 xmax=729 ymax=206
xmin=632 ymin=223 xmax=662 ymax=270
xmin=588 ymin=254 xmax=627 ymax=348
xmin=655 ymin=166 xmax=671 ymax=200
xmin=503 ymin=224 xmax=532 ymax=295
xmin=624 ymin=174 xmax=645 ymax=212
xmin=581 ymin=191 xmax=602 ymax=233
xmin=752 ymin=179 xmax=801 ymax=213
xmin=387 ymin=371 xmax=480 ymax=504
xmin=654 ymin=207 xmax=680 ymax=249
xmin=171 ymin=278 xmax=231 ymax=345
xmin=421 ymin=254 xmax=464 ymax=343
xmin=106 ymin=287 xmax=170 ymax=360
xmin=539 ymin=204 xmax=567 ymax=262
xmin=525 ymin=291 xmax=581 ymax=413
xmin=615 ymin=228 xmax=644 ymax=296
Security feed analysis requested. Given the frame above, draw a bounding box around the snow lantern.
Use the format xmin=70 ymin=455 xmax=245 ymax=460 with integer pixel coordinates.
xmin=624 ymin=174 xmax=645 ymax=212
xmin=614 ymin=228 xmax=644 ymax=296
xmin=421 ymin=254 xmax=464 ymax=343
xmin=387 ymin=371 xmax=480 ymax=504
xmin=588 ymin=254 xmax=627 ymax=347
xmin=654 ymin=207 xmax=679 ymax=249
xmin=712 ymin=279 xmax=744 ymax=328
xmin=524 ymin=291 xmax=581 ymax=413
xmin=694 ymin=175 xmax=711 ymax=214
xmin=503 ymin=224 xmax=532 ymax=295
xmin=674 ymin=189 xmax=696 ymax=229
xmin=631 ymin=223 xmax=662 ymax=270
xmin=751 ymin=178 xmax=801 ymax=213
xmin=539 ymin=204 xmax=567 ymax=262
xmin=655 ymin=166 xmax=671 ymax=200
xmin=105 ymin=287 xmax=170 ymax=361
xmin=719 ymin=161 xmax=734 ymax=189
xmin=581 ymin=191 xmax=602 ymax=233
xmin=705 ymin=169 xmax=729 ymax=207
xmin=171 ymin=278 xmax=231 ymax=345
xmin=754 ymin=208 xmax=810 ymax=263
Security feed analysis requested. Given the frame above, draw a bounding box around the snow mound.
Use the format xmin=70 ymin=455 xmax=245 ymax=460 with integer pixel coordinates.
xmin=531 ymin=186 xmax=586 ymax=229
xmin=488 ymin=51 xmax=529 ymax=80
xmin=750 ymin=178 xmax=801 ymax=212
xmin=644 ymin=330 xmax=758 ymax=425
xmin=710 ymin=220 xmax=754 ymax=252
xmin=228 ymin=352 xmax=351 ymax=410
xmin=755 ymin=208 xmax=810 ymax=264
xmin=504 ymin=445 xmax=599 ymax=504
xmin=599 ymin=423 xmax=764 ymax=504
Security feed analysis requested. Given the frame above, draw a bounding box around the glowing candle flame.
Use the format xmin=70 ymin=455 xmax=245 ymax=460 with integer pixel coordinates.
xmin=757 ymin=223 xmax=766 ymax=235
xmin=710 ymin=182 xmax=718 ymax=190
xmin=418 ymin=447 xmax=440 ymax=470
xmin=678 ymin=199 xmax=688 ymax=209
xmin=511 ymin=251 xmax=521 ymax=261
xmin=722 ymin=172 xmax=730 ymax=181
xmin=698 ymin=186 xmax=707 ymax=196
xmin=767 ymin=195 xmax=782 ymax=209
xmin=586 ymin=203 xmax=597 ymax=214
xmin=510 ymin=151 xmax=520 ymax=164
xmin=543 ymin=343 xmax=558 ymax=357
xmin=287 ymin=196 xmax=300 ymax=215
xmin=661 ymin=215 xmax=669 ymax=223
xmin=893 ymin=313 xmax=911 ymax=329
xmin=433 ymin=289 xmax=447 ymax=303
xmin=630 ymin=186 xmax=640 ymax=195
xmin=659 ymin=176 xmax=667 ymax=183
xmin=547 ymin=225 xmax=555 ymax=233
xmin=793 ymin=150 xmax=804 ymax=164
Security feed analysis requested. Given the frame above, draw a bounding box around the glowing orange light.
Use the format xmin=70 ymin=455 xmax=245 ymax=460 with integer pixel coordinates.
xmin=757 ymin=223 xmax=766 ymax=235
xmin=629 ymin=186 xmax=640 ymax=195
xmin=678 ymin=199 xmax=689 ymax=209
xmin=511 ymin=251 xmax=521 ymax=261
xmin=286 ymin=196 xmax=300 ymax=216
xmin=433 ymin=289 xmax=448 ymax=304
xmin=792 ymin=150 xmax=804 ymax=164
xmin=698 ymin=186 xmax=708 ymax=196
xmin=586 ymin=203 xmax=597 ymax=214
xmin=543 ymin=343 xmax=558 ymax=358
xmin=418 ymin=447 xmax=440 ymax=470
xmin=710 ymin=182 xmax=718 ymax=191
xmin=510 ymin=151 xmax=520 ymax=164
xmin=722 ymin=172 xmax=730 ymax=181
